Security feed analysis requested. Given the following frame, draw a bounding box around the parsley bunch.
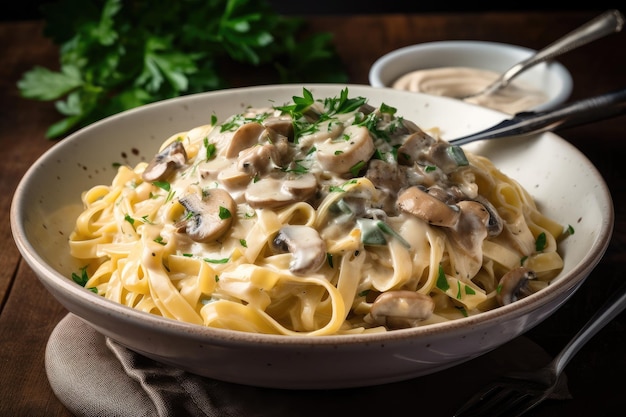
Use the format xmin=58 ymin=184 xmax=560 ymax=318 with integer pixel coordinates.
xmin=17 ymin=0 xmax=348 ymax=139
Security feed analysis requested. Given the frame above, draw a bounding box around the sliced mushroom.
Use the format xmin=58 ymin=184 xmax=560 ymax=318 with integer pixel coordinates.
xmin=316 ymin=125 xmax=375 ymax=175
xmin=396 ymin=130 xmax=436 ymax=166
xmin=447 ymin=200 xmax=490 ymax=260
xmin=142 ymin=141 xmax=188 ymax=182
xmin=272 ymin=225 xmax=326 ymax=275
xmin=264 ymin=130 xmax=293 ymax=167
xmin=497 ymin=267 xmax=537 ymax=306
xmin=223 ymin=122 xmax=266 ymax=158
xmin=237 ymin=143 xmax=279 ymax=176
xmin=365 ymin=159 xmax=411 ymax=195
xmin=426 ymin=185 xmax=465 ymax=205
xmin=177 ymin=189 xmax=236 ymax=243
xmin=365 ymin=160 xmax=413 ymax=213
xmin=473 ymin=195 xmax=503 ymax=237
xmin=263 ymin=115 xmax=294 ymax=140
xmin=399 ymin=118 xmax=423 ymax=134
xmin=217 ymin=165 xmax=253 ymax=189
xmin=358 ymin=103 xmax=376 ymax=116
xmin=426 ymin=142 xmax=469 ymax=174
xmin=396 ymin=186 xmax=460 ymax=227
xmin=364 ymin=290 xmax=435 ymax=329
xmin=297 ymin=120 xmax=344 ymax=148
xmin=244 ymin=173 xmax=317 ymax=209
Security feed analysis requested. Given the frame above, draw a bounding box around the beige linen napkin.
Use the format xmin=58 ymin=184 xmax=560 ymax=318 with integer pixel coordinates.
xmin=45 ymin=313 xmax=570 ymax=417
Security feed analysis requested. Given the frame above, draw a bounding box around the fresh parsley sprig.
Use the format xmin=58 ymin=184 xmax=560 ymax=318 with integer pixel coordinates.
xmin=17 ymin=0 xmax=348 ymax=139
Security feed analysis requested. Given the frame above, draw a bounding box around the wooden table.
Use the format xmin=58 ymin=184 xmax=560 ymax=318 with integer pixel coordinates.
xmin=2 ymin=11 xmax=625 ymax=416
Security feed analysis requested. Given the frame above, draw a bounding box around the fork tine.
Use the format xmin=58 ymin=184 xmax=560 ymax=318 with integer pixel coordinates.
xmin=454 ymin=384 xmax=508 ymax=417
xmin=454 ymin=383 xmax=542 ymax=417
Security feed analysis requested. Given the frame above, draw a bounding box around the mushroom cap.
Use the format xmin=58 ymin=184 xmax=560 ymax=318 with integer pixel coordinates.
xmin=496 ymin=267 xmax=537 ymax=305
xmin=396 ymin=186 xmax=460 ymax=227
xmin=142 ymin=141 xmax=188 ymax=182
xmin=396 ymin=130 xmax=436 ymax=166
xmin=272 ymin=225 xmax=327 ymax=275
xmin=262 ymin=115 xmax=294 ymax=139
xmin=244 ymin=173 xmax=318 ymax=209
xmin=472 ymin=195 xmax=504 ymax=237
xmin=366 ymin=290 xmax=435 ymax=329
xmin=237 ymin=143 xmax=278 ymax=176
xmin=178 ymin=189 xmax=237 ymax=243
xmin=316 ymin=125 xmax=375 ymax=175
xmin=223 ymin=122 xmax=266 ymax=158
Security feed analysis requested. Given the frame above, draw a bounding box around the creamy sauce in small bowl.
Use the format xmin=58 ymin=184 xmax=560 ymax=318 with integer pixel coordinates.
xmin=392 ymin=66 xmax=548 ymax=114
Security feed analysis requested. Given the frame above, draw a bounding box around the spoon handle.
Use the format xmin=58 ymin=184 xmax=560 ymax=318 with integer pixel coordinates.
xmin=483 ymin=10 xmax=624 ymax=96
xmin=449 ymin=87 xmax=626 ymax=145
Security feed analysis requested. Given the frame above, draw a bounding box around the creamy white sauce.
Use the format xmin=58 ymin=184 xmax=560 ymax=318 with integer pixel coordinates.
xmin=392 ymin=67 xmax=548 ymax=114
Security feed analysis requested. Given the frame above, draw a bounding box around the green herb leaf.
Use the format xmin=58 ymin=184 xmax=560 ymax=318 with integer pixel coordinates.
xmin=153 ymin=181 xmax=170 ymax=191
xmin=535 ymin=232 xmax=547 ymax=252
xmin=17 ymin=65 xmax=83 ymax=100
xmin=436 ymin=264 xmax=450 ymax=292
xmin=219 ymin=206 xmax=232 ymax=219
xmin=204 ymin=257 xmax=230 ymax=264
xmin=18 ymin=0 xmax=348 ymax=139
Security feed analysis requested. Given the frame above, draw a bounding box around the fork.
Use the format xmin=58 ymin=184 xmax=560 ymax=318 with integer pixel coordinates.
xmin=458 ymin=9 xmax=624 ymax=100
xmin=453 ymin=281 xmax=626 ymax=417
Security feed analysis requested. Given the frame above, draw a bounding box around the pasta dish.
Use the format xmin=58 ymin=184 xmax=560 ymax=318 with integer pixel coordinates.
xmin=69 ymin=88 xmax=567 ymax=336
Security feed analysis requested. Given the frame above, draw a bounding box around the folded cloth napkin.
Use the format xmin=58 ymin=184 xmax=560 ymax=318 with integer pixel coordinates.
xmin=46 ymin=313 xmax=570 ymax=417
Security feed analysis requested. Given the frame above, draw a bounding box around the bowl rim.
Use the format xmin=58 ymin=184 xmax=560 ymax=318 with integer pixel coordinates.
xmin=10 ymin=83 xmax=610 ymax=347
xmin=368 ymin=40 xmax=573 ymax=112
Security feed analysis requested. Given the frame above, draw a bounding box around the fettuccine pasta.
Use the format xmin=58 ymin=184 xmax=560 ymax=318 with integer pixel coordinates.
xmin=69 ymin=88 xmax=567 ymax=335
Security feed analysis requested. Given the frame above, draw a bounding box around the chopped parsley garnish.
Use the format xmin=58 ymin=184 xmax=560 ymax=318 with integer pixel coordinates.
xmin=446 ymin=145 xmax=469 ymax=166
xmin=218 ymin=206 xmax=232 ymax=220
xmin=535 ymin=232 xmax=547 ymax=252
xmin=204 ymin=257 xmax=230 ymax=264
xmin=153 ymin=181 xmax=170 ymax=191
xmin=275 ymin=87 xmax=368 ymax=143
xmin=204 ymin=138 xmax=216 ymax=161
xmin=71 ymin=266 xmax=98 ymax=293
xmin=326 ymin=253 xmax=334 ymax=268
xmin=436 ymin=264 xmax=450 ymax=292
xmin=71 ymin=266 xmax=89 ymax=286
xmin=349 ymin=160 xmax=366 ymax=177
xmin=358 ymin=289 xmax=370 ymax=297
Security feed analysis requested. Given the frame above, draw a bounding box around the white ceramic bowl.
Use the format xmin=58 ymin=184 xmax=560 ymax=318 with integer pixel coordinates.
xmin=11 ymin=84 xmax=611 ymax=389
xmin=369 ymin=40 xmax=573 ymax=113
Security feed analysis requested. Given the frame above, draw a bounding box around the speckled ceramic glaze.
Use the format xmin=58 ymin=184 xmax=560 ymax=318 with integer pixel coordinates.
xmin=10 ymin=84 xmax=612 ymax=389
xmin=369 ymin=41 xmax=573 ymax=113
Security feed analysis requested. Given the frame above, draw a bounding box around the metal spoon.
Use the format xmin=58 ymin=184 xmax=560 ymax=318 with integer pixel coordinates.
xmin=459 ymin=9 xmax=624 ymax=100
xmin=448 ymin=87 xmax=626 ymax=145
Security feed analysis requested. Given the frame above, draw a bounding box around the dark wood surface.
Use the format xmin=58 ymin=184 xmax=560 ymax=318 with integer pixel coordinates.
xmin=2 ymin=11 xmax=625 ymax=416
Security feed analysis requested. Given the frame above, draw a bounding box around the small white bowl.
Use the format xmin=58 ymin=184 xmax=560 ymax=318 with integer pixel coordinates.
xmin=369 ymin=40 xmax=573 ymax=113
